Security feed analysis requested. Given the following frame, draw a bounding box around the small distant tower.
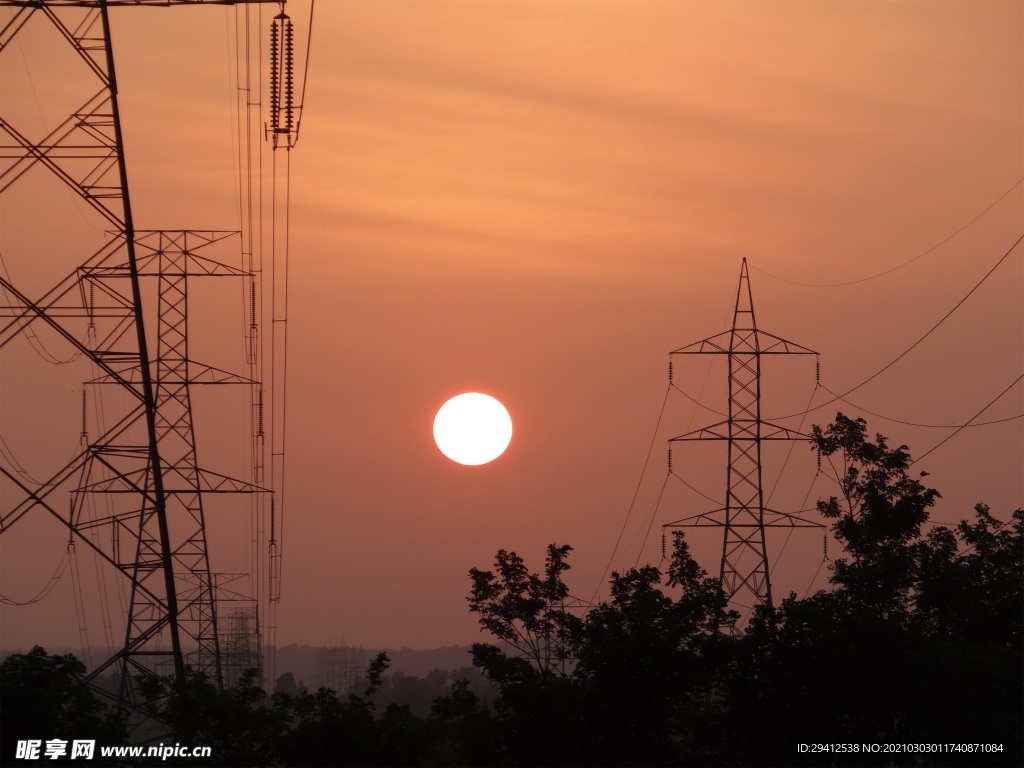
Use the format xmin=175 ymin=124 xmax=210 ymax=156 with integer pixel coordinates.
xmin=319 ymin=643 xmax=367 ymax=694
xmin=220 ymin=605 xmax=260 ymax=689
xmin=665 ymin=259 xmax=820 ymax=622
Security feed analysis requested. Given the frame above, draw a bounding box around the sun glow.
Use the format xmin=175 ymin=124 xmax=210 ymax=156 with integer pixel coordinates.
xmin=432 ymin=393 xmax=513 ymax=466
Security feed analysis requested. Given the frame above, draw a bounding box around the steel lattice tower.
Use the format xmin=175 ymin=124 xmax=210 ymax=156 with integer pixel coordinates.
xmin=665 ymin=259 xmax=819 ymax=622
xmin=0 ymin=0 xmax=280 ymax=720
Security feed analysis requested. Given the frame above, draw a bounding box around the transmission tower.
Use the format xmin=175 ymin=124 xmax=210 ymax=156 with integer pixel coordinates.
xmin=664 ymin=259 xmax=820 ymax=624
xmin=220 ymin=602 xmax=260 ymax=689
xmin=0 ymin=0 xmax=294 ymax=725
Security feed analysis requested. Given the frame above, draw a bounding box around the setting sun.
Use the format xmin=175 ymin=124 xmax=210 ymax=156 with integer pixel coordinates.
xmin=433 ymin=393 xmax=513 ymax=466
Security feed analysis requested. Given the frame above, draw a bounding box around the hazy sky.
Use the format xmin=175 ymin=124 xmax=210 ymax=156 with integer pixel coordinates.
xmin=1 ymin=0 xmax=1021 ymax=655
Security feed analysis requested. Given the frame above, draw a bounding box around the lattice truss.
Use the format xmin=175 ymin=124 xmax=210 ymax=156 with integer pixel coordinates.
xmin=665 ymin=260 xmax=822 ymax=620
xmin=0 ymin=0 xmax=277 ymax=713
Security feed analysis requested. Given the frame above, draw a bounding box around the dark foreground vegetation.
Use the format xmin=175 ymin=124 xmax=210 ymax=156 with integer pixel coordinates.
xmin=2 ymin=416 xmax=1021 ymax=766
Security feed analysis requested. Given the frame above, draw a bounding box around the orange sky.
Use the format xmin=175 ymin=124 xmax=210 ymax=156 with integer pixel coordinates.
xmin=1 ymin=0 xmax=1021 ymax=654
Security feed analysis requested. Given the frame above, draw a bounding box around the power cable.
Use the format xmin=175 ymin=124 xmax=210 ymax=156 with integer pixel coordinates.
xmin=796 ymin=373 xmax=1022 ymax=588
xmin=773 ymin=233 xmax=1023 ymax=419
xmin=667 ymin=469 xmax=721 ymax=506
xmin=0 ymin=251 xmax=82 ymax=365
xmin=819 ymin=383 xmax=1022 ymax=428
xmin=800 ymin=555 xmax=829 ymax=600
xmin=911 ymin=372 xmax=1023 ymax=466
xmin=765 ymin=380 xmax=819 ymax=505
xmin=752 ymin=177 xmax=1023 ymax=287
xmin=671 ymin=235 xmax=1022 ymax=427
xmin=291 ymin=0 xmax=314 ymax=147
xmin=0 ymin=549 xmax=70 ymax=606
xmin=670 ymin=381 xmax=726 ymax=417
xmin=14 ymin=34 xmax=102 ymax=235
xmin=0 ymin=433 xmax=47 ymax=486
xmin=949 ymin=515 xmax=1018 ymax=562
xmin=765 ymin=381 xmax=821 ymax=578
xmin=632 ymin=472 xmax=671 ymax=569
xmin=588 ymin=385 xmax=671 ymax=604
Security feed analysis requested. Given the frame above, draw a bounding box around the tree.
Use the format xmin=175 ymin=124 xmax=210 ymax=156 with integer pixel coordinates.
xmin=465 ymin=544 xmax=588 ymax=765
xmin=719 ymin=414 xmax=1023 ymax=765
xmin=573 ymin=534 xmax=735 ymax=765
xmin=276 ymin=652 xmax=390 ymax=767
xmin=0 ymin=647 xmax=124 ymax=767
xmin=811 ymin=413 xmax=939 ymax=619
xmin=274 ymin=671 xmax=304 ymax=697
xmin=465 ymin=535 xmax=735 ymax=766
xmin=429 ymin=678 xmax=497 ymax=767
xmin=468 ymin=543 xmax=582 ymax=681
xmin=916 ymin=504 xmax=1023 ymax=647
xmin=137 ymin=667 xmax=284 ymax=767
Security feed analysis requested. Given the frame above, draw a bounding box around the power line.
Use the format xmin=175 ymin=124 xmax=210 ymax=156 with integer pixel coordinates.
xmin=752 ymin=177 xmax=1024 ymax=288
xmin=670 ymin=381 xmax=726 ymax=417
xmin=292 ymin=0 xmax=315 ymax=147
xmin=774 ymin=233 xmax=1023 ymax=419
xmin=911 ymin=372 xmax=1024 ymax=466
xmin=668 ymin=470 xmax=721 ymax=506
xmin=632 ymin=472 xmax=671 ymax=569
xmin=0 ymin=549 xmax=70 ymax=606
xmin=819 ymin=384 xmax=1022 ymax=429
xmin=588 ymin=385 xmax=671 ymax=605
xmin=671 ymin=234 xmax=1022 ymax=426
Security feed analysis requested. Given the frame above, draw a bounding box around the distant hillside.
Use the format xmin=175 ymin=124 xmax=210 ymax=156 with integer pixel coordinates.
xmin=2 ymin=643 xmax=477 ymax=691
xmin=272 ymin=644 xmax=475 ymax=690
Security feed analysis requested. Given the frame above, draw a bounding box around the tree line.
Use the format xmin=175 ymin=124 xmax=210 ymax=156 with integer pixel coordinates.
xmin=2 ymin=415 xmax=1021 ymax=766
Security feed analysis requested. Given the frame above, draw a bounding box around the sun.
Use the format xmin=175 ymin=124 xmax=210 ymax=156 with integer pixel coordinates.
xmin=433 ymin=393 xmax=513 ymax=466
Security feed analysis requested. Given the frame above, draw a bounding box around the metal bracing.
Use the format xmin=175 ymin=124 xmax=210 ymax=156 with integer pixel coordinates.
xmin=665 ymin=259 xmax=820 ymax=624
xmin=0 ymin=0 xmax=276 ymax=722
xmin=1 ymin=229 xmax=267 ymax=705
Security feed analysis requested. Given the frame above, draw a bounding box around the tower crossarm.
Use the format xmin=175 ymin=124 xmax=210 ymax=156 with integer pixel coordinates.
xmin=663 ymin=508 xmax=825 ymax=530
xmin=85 ymin=361 xmax=257 ymax=386
xmin=670 ymin=420 xmax=811 ymax=442
xmin=671 ymin=329 xmax=817 ymax=356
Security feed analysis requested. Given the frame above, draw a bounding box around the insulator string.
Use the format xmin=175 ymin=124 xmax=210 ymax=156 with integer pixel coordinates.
xmin=270 ymin=495 xmax=276 ymax=545
xmin=284 ymin=16 xmax=294 ymax=135
xmin=257 ymin=388 xmax=264 ymax=437
xmin=269 ymin=19 xmax=279 ymax=133
xmin=81 ymin=388 xmax=87 ymax=441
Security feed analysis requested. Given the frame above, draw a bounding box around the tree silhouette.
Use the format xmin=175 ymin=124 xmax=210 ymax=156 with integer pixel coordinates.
xmin=137 ymin=667 xmax=285 ymax=767
xmin=572 ymin=535 xmax=735 ymax=766
xmin=459 ymin=415 xmax=1022 ymax=766
xmin=462 ymin=534 xmax=736 ymax=765
xmin=0 ymin=647 xmax=124 ymax=767
xmin=812 ymin=413 xmax=940 ymax=618
xmin=721 ymin=414 xmax=1023 ymax=765
xmin=915 ymin=503 xmax=1023 ymax=647
xmin=468 ymin=543 xmax=582 ymax=680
